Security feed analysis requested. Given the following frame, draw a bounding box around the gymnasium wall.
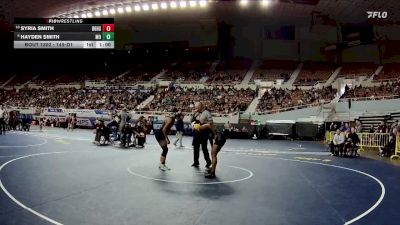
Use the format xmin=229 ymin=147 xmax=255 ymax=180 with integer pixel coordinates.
xmin=232 ymin=24 xmax=338 ymax=61
xmin=118 ymin=21 xmax=218 ymax=48
xmin=341 ymin=45 xmax=380 ymax=63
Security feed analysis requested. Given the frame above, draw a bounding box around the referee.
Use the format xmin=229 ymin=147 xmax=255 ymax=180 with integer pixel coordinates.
xmin=191 ymin=102 xmax=212 ymax=168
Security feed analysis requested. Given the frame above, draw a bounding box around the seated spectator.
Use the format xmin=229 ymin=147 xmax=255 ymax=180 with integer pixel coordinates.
xmin=242 ymin=126 xmax=248 ymax=133
xmin=107 ymin=117 xmax=120 ymax=141
xmin=0 ymin=88 xmax=154 ymax=111
xmin=379 ymin=128 xmax=397 ymax=157
xmin=344 ymin=127 xmax=360 ymax=157
xmin=143 ymin=87 xmax=255 ymax=114
xmin=331 ymin=129 xmax=345 ymax=156
xmin=94 ymin=119 xmax=110 ymax=144
xmin=256 ymin=86 xmax=336 ymax=113
xmin=120 ymin=123 xmax=134 ymax=148
xmin=341 ymin=80 xmax=400 ymax=100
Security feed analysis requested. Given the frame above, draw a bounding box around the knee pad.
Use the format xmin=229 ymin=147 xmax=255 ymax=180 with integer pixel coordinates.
xmin=161 ymin=146 xmax=169 ymax=157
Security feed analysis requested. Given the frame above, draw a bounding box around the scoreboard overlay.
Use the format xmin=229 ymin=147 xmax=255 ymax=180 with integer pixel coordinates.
xmin=14 ymin=18 xmax=114 ymax=49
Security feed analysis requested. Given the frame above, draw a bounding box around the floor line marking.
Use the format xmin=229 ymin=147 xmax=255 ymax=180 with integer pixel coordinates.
xmin=0 ymin=154 xmax=26 ymax=158
xmin=0 ymin=137 xmax=48 ymax=148
xmin=0 ymin=152 xmax=68 ymax=225
xmin=240 ymin=154 xmax=385 ymax=225
xmin=0 ymin=131 xmax=386 ymax=225
xmin=127 ymin=165 xmax=254 ymax=185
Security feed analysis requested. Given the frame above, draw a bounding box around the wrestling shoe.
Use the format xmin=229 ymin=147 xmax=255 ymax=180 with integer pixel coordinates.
xmin=205 ymin=173 xmax=216 ymax=179
xmin=159 ymin=164 xmax=171 ymax=171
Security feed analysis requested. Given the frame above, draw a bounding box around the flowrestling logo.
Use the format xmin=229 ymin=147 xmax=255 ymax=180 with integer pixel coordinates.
xmin=367 ymin=11 xmax=388 ymax=19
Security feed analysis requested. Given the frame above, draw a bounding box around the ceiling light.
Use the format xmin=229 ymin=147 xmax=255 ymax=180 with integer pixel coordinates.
xmin=73 ymin=15 xmax=79 ymax=18
xmin=240 ymin=0 xmax=249 ymax=6
xmin=260 ymin=0 xmax=271 ymax=7
xmin=199 ymin=0 xmax=207 ymax=7
xmin=102 ymin=9 xmax=108 ymax=16
xmin=189 ymin=1 xmax=197 ymax=7
xmin=94 ymin=11 xmax=101 ymax=17
xmin=160 ymin=2 xmax=168 ymax=9
xmin=170 ymin=1 xmax=178 ymax=8
xmin=109 ymin=8 xmax=116 ymax=14
xmin=87 ymin=12 xmax=93 ymax=18
xmin=151 ymin=3 xmax=159 ymax=10
xmin=117 ymin=7 xmax=124 ymax=14
xmin=134 ymin=5 xmax=141 ymax=11
xmin=142 ymin=4 xmax=150 ymax=11
xmin=180 ymin=1 xmax=187 ymax=8
xmin=81 ymin=13 xmax=87 ymax=18
xmin=125 ymin=6 xmax=132 ymax=12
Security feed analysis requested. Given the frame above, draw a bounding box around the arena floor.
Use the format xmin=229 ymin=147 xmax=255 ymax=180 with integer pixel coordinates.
xmin=0 ymin=128 xmax=399 ymax=225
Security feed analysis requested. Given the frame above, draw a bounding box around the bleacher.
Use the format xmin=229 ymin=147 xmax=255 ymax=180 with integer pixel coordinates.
xmin=356 ymin=111 xmax=400 ymax=133
xmin=357 ymin=115 xmax=391 ymax=132
xmin=252 ymin=60 xmax=298 ymax=82
xmin=338 ymin=62 xmax=378 ymax=79
xmin=111 ymin=63 xmax=163 ymax=85
xmin=143 ymin=87 xmax=256 ymax=114
xmin=160 ymin=60 xmax=212 ymax=82
xmin=53 ymin=74 xmax=83 ymax=85
xmin=256 ymin=86 xmax=336 ymax=113
xmin=375 ymin=63 xmax=400 ymax=81
xmin=207 ymin=58 xmax=252 ymax=84
xmin=341 ymin=81 xmax=400 ymax=100
xmin=0 ymin=74 xmax=14 ymax=86
xmin=1 ymin=88 xmax=154 ymax=110
xmin=5 ymin=74 xmax=36 ymax=87
xmin=294 ymin=62 xmax=337 ymax=86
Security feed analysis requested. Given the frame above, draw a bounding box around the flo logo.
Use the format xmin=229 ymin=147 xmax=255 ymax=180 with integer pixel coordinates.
xmin=367 ymin=11 xmax=388 ymax=18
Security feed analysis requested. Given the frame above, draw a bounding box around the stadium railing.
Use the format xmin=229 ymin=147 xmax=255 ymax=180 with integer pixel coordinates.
xmin=325 ymin=131 xmax=391 ymax=151
xmin=390 ymin=135 xmax=400 ymax=160
xmin=255 ymin=102 xmax=325 ymax=115
xmin=358 ymin=133 xmax=390 ymax=150
xmin=133 ymin=110 xmax=238 ymax=117
xmin=339 ymin=95 xmax=400 ymax=102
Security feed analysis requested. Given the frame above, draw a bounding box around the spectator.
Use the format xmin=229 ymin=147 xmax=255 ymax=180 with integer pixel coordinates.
xmin=331 ymin=129 xmax=345 ymax=156
xmin=0 ymin=88 xmax=154 ymax=111
xmin=224 ymin=121 xmax=231 ymax=130
xmin=378 ymin=121 xmax=388 ymax=133
xmin=355 ymin=120 xmax=363 ymax=133
xmin=344 ymin=127 xmax=360 ymax=157
xmin=379 ymin=128 xmax=397 ymax=157
xmin=257 ymin=86 xmax=336 ymax=113
xmin=94 ymin=119 xmax=110 ymax=144
xmin=341 ymin=80 xmax=400 ymax=100
xmin=390 ymin=120 xmax=398 ymax=133
xmin=339 ymin=122 xmax=347 ymax=132
xmin=330 ymin=123 xmax=337 ymax=132
xmin=143 ymin=87 xmax=256 ymax=114
xmin=344 ymin=123 xmax=350 ymax=133
xmin=369 ymin=124 xmax=375 ymax=133
xmin=242 ymin=126 xmax=248 ymax=133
